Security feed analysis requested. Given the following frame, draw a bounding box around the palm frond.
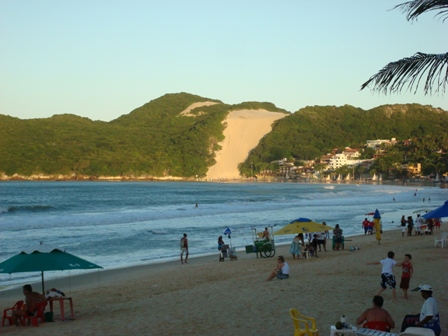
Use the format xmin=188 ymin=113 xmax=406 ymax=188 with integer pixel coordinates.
xmin=395 ymin=0 xmax=448 ymax=21
xmin=361 ymin=52 xmax=448 ymax=95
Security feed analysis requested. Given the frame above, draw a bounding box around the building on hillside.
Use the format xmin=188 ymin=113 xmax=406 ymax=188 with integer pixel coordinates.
xmin=328 ymin=147 xmax=361 ymax=169
xmin=366 ymin=138 xmax=397 ymax=148
xmin=406 ymin=163 xmax=422 ymax=175
xmin=320 ymin=154 xmax=333 ymax=167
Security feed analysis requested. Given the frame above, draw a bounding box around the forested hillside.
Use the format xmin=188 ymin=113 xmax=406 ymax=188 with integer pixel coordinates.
xmin=240 ymin=104 xmax=448 ymax=175
xmin=0 ymin=93 xmax=286 ymax=178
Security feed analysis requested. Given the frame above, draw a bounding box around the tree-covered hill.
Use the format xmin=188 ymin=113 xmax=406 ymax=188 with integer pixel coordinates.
xmin=1 ymin=94 xmax=446 ymax=179
xmin=240 ymin=104 xmax=448 ymax=175
xmin=0 ymin=92 xmax=286 ymax=178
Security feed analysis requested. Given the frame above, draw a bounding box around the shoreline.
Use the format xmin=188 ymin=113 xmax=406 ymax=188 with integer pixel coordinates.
xmin=0 ymin=229 xmax=446 ymax=335
xmin=0 ymin=178 xmax=445 ymax=188
xmin=0 ymin=224 xmax=448 ymax=335
xmin=0 ymin=228 xmax=402 ymax=293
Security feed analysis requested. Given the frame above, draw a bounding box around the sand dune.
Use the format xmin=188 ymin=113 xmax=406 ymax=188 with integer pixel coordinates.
xmin=206 ymin=109 xmax=286 ymax=180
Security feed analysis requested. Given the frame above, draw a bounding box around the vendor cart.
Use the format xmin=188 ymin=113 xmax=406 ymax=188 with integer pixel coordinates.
xmin=245 ymin=226 xmax=276 ymax=258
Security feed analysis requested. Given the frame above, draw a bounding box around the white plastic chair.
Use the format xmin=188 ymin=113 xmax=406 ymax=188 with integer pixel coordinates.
xmin=434 ymin=232 xmax=448 ymax=248
xmin=399 ymin=327 xmax=435 ymax=336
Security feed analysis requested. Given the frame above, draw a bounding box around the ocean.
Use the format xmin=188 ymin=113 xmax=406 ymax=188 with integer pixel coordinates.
xmin=0 ymin=181 xmax=445 ymax=287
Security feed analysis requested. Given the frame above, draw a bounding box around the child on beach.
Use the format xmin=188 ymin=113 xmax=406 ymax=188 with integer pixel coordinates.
xmin=367 ymin=251 xmax=397 ymax=301
xmin=396 ymin=254 xmax=413 ymax=299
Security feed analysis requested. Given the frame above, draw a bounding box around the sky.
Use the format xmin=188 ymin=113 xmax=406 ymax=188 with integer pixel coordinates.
xmin=1 ymin=1 xmax=447 ymax=121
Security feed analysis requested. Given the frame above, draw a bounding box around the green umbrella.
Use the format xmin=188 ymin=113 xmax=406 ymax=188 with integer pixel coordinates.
xmin=0 ymin=243 xmax=102 ymax=294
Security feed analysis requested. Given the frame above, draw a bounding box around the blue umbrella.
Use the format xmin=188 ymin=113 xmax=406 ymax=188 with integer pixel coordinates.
xmin=422 ymin=200 xmax=448 ymax=219
xmin=373 ymin=209 xmax=381 ymax=219
xmin=223 ymin=227 xmax=236 ymax=248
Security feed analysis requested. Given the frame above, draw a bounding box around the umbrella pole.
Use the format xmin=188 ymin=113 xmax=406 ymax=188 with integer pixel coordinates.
xmin=41 ymin=271 xmax=45 ymax=295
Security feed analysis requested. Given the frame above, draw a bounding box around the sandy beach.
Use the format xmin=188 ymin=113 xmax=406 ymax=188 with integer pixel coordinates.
xmin=0 ymin=229 xmax=446 ymax=336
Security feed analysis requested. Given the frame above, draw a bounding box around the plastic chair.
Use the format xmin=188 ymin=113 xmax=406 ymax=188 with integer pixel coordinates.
xmin=363 ymin=321 xmax=392 ymax=331
xmin=434 ymin=232 xmax=448 ymax=248
xmin=2 ymin=300 xmax=24 ymax=326
xmin=24 ymin=300 xmax=47 ymax=327
xmin=399 ymin=327 xmax=435 ymax=336
xmin=290 ymin=308 xmax=319 ymax=336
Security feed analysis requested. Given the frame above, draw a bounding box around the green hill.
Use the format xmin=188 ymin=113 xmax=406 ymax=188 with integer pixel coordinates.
xmin=239 ymin=104 xmax=448 ymax=175
xmin=0 ymin=93 xmax=286 ymax=178
xmin=1 ymin=93 xmax=446 ymax=179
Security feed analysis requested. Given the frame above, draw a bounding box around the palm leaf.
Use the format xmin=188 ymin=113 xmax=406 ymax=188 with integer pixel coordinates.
xmin=361 ymin=52 xmax=448 ymax=95
xmin=395 ymin=0 xmax=448 ymax=21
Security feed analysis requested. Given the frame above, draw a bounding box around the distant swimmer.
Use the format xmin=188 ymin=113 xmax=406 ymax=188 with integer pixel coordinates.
xmin=393 ymin=198 xmax=395 ymax=202
xmin=195 ymin=203 xmax=198 ymax=208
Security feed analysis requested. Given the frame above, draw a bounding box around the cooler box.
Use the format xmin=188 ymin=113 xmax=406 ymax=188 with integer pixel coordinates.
xmin=245 ymin=245 xmax=255 ymax=253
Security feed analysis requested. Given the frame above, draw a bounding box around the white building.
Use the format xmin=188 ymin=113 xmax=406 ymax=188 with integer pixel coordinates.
xmin=366 ymin=138 xmax=397 ymax=148
xmin=328 ymin=148 xmax=361 ymax=169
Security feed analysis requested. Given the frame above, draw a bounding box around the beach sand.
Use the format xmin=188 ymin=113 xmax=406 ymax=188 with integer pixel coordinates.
xmin=0 ymin=230 xmax=447 ymax=336
xmin=206 ymin=109 xmax=286 ymax=180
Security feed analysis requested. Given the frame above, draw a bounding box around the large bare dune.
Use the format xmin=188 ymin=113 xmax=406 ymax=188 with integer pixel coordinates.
xmin=206 ymin=109 xmax=286 ymax=180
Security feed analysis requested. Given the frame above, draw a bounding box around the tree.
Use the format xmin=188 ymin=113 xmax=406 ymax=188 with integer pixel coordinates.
xmin=361 ymin=1 xmax=448 ymax=95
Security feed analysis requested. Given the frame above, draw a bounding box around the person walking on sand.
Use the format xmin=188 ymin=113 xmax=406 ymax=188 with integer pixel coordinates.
xmin=363 ymin=218 xmax=370 ymax=235
xmin=367 ymin=251 xmax=397 ymax=301
xmin=407 ymin=216 xmax=414 ymax=236
xmin=400 ymin=215 xmax=407 ymax=237
xmin=180 ymin=233 xmax=189 ymax=264
xmin=289 ymin=235 xmax=302 ymax=260
xmin=396 ymin=254 xmax=413 ymax=299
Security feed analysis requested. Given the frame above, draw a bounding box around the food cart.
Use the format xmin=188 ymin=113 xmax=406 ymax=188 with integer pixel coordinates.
xmin=245 ymin=225 xmax=276 ymax=258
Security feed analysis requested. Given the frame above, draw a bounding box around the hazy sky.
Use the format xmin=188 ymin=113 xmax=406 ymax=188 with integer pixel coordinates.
xmin=1 ymin=1 xmax=446 ymax=121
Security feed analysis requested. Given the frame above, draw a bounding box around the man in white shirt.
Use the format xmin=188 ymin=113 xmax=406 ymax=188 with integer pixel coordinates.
xmin=367 ymin=251 xmax=397 ymax=301
xmin=400 ymin=285 xmax=441 ymax=336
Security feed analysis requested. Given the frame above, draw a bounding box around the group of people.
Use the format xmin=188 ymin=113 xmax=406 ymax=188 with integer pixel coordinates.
xmin=288 ymin=223 xmax=344 ymax=259
xmin=362 ymin=251 xmax=440 ymax=335
xmin=362 ymin=218 xmax=375 ymax=235
xmin=400 ymin=214 xmax=442 ymax=237
xmin=356 ymin=288 xmax=440 ymax=335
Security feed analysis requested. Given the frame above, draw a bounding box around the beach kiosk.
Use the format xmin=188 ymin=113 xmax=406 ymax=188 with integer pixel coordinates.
xmin=245 ymin=225 xmax=276 ymax=258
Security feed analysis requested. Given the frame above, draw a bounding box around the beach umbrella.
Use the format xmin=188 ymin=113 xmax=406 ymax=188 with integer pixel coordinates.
xmin=223 ymin=227 xmax=236 ymax=248
xmin=373 ymin=209 xmax=381 ymax=244
xmin=274 ymin=218 xmax=334 ymax=235
xmin=0 ymin=242 xmax=102 ymax=294
xmin=422 ymin=200 xmax=448 ymax=219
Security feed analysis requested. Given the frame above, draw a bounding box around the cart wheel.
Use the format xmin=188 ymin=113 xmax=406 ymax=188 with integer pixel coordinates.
xmin=262 ymin=250 xmax=275 ymax=258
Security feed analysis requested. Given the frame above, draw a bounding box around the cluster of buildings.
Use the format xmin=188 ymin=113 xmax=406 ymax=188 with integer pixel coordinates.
xmin=258 ymin=138 xmax=423 ymax=180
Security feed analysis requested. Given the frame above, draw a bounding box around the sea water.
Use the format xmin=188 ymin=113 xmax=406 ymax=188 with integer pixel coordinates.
xmin=0 ymin=181 xmax=445 ymax=287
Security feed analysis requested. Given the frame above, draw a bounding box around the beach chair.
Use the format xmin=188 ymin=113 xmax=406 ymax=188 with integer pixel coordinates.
xmin=24 ymin=300 xmax=47 ymax=327
xmin=2 ymin=300 xmax=24 ymax=326
xmin=363 ymin=321 xmax=392 ymax=332
xmin=399 ymin=327 xmax=435 ymax=336
xmin=434 ymin=232 xmax=448 ymax=248
xmin=289 ymin=308 xmax=319 ymax=336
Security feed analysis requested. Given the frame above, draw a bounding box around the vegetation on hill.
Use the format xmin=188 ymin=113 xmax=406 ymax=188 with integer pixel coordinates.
xmin=0 ymin=93 xmax=286 ymax=178
xmin=1 ymin=92 xmax=447 ymax=180
xmin=240 ymin=104 xmax=448 ymax=177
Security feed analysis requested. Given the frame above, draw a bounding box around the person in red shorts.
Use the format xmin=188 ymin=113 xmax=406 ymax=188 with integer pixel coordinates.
xmin=396 ymin=254 xmax=413 ymax=299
